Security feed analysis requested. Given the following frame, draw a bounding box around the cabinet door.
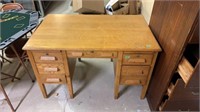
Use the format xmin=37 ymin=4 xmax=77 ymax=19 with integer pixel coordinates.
xmin=147 ymin=1 xmax=199 ymax=110
xmin=162 ymin=79 xmax=199 ymax=111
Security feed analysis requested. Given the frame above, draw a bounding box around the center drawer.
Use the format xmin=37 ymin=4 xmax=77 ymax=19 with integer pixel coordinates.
xmin=123 ymin=53 xmax=153 ymax=65
xmin=67 ymin=51 xmax=117 ymax=58
xmin=120 ymin=66 xmax=150 ymax=85
xmin=36 ymin=63 xmax=65 ymax=75
xmin=32 ymin=51 xmax=63 ymax=63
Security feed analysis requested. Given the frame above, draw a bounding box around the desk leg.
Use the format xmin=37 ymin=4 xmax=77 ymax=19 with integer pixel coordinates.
xmin=66 ymin=76 xmax=73 ymax=98
xmin=140 ymin=53 xmax=158 ymax=99
xmin=27 ymin=51 xmax=48 ymax=98
xmin=114 ymin=52 xmax=123 ymax=99
xmin=39 ymin=83 xmax=48 ymax=98
xmin=62 ymin=52 xmax=74 ymax=98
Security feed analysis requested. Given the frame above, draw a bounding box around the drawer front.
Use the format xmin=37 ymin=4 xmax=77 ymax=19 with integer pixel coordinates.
xmin=120 ymin=66 xmax=150 ymax=85
xmin=40 ymin=74 xmax=66 ymax=84
xmin=32 ymin=51 xmax=63 ymax=63
xmin=67 ymin=51 xmax=117 ymax=58
xmin=36 ymin=64 xmax=65 ymax=75
xmin=123 ymin=53 xmax=153 ymax=65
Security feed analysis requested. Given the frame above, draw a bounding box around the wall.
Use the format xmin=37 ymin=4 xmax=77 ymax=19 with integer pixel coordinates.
xmin=141 ymin=0 xmax=155 ymax=24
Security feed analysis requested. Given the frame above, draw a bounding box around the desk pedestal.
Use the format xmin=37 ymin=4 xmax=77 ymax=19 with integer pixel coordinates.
xmin=27 ymin=50 xmax=158 ymax=99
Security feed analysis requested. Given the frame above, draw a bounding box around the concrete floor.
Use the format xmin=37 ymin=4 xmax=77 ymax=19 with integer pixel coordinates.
xmin=17 ymin=58 xmax=150 ymax=112
xmin=1 ymin=58 xmax=150 ymax=112
xmin=1 ymin=0 xmax=150 ymax=112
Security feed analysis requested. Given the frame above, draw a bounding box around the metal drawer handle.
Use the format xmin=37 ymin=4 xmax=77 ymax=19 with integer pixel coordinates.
xmin=128 ymin=58 xmax=146 ymax=63
xmin=71 ymin=52 xmax=83 ymax=56
xmin=40 ymin=56 xmax=56 ymax=61
xmin=192 ymin=92 xmax=199 ymax=96
xmin=46 ymin=78 xmax=61 ymax=83
xmin=44 ymin=67 xmax=58 ymax=72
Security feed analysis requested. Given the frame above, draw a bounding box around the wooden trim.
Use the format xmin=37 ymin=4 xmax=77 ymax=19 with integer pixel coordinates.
xmin=27 ymin=51 xmax=48 ymax=98
xmin=141 ymin=52 xmax=158 ymax=99
xmin=62 ymin=51 xmax=74 ymax=98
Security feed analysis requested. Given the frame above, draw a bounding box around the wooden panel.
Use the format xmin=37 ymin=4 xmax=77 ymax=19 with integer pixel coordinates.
xmin=169 ymin=79 xmax=199 ymax=101
xmin=149 ymin=0 xmax=170 ymax=39
xmin=162 ymin=100 xmax=199 ymax=111
xmin=188 ymin=14 xmax=199 ymax=44
xmin=161 ymin=79 xmax=199 ymax=111
xmin=147 ymin=1 xmax=199 ymax=110
xmin=36 ymin=63 xmax=65 ymax=75
xmin=123 ymin=53 xmax=153 ymax=65
xmin=67 ymin=51 xmax=117 ymax=58
xmin=187 ymin=61 xmax=199 ymax=88
xmin=32 ymin=51 xmax=63 ymax=63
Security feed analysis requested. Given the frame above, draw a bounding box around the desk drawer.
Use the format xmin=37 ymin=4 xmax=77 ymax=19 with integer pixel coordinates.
xmin=40 ymin=74 xmax=66 ymax=84
xmin=67 ymin=51 xmax=117 ymax=58
xmin=123 ymin=53 xmax=153 ymax=65
xmin=120 ymin=66 xmax=150 ymax=85
xmin=32 ymin=51 xmax=63 ymax=63
xmin=36 ymin=63 xmax=65 ymax=75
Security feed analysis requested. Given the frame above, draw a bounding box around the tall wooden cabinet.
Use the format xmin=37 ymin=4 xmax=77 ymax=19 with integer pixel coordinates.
xmin=146 ymin=0 xmax=199 ymax=111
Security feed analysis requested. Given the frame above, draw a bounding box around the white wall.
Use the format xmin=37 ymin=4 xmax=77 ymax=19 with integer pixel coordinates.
xmin=141 ymin=0 xmax=155 ymax=24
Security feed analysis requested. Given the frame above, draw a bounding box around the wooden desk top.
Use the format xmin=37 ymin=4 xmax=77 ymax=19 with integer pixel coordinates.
xmin=23 ymin=14 xmax=161 ymax=52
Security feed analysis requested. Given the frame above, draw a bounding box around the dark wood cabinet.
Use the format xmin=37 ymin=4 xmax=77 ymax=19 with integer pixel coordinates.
xmin=147 ymin=0 xmax=199 ymax=111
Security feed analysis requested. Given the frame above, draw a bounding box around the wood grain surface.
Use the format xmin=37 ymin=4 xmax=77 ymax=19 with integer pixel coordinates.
xmin=23 ymin=15 xmax=161 ymax=52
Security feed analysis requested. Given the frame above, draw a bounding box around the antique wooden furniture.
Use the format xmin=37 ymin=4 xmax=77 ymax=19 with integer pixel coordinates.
xmin=146 ymin=1 xmax=199 ymax=111
xmin=23 ymin=15 xmax=161 ymax=99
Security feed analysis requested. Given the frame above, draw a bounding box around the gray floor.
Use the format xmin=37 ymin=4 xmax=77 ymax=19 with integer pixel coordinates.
xmin=1 ymin=1 xmax=150 ymax=112
xmin=1 ymin=58 xmax=150 ymax=112
xmin=17 ymin=59 xmax=150 ymax=112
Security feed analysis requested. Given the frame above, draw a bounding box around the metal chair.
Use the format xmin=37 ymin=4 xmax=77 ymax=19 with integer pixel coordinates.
xmin=0 ymin=61 xmax=16 ymax=112
xmin=0 ymin=2 xmax=23 ymax=11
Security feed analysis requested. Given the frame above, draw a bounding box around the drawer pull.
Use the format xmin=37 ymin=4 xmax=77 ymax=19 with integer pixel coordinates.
xmin=125 ymin=80 xmax=141 ymax=84
xmin=191 ymin=92 xmax=199 ymax=96
xmin=40 ymin=56 xmax=56 ymax=61
xmin=46 ymin=78 xmax=61 ymax=83
xmin=128 ymin=58 xmax=146 ymax=63
xmin=44 ymin=67 xmax=58 ymax=72
xmin=71 ymin=52 xmax=83 ymax=56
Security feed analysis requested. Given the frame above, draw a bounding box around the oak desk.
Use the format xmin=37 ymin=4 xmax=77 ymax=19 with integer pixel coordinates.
xmin=23 ymin=15 xmax=161 ymax=99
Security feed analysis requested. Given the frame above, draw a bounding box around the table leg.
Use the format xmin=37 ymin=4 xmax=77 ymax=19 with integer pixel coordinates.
xmin=38 ymin=83 xmax=48 ymax=98
xmin=140 ymin=53 xmax=158 ymax=99
xmin=10 ymin=45 xmax=34 ymax=82
xmin=0 ymin=84 xmax=15 ymax=112
xmin=114 ymin=52 xmax=123 ymax=99
xmin=66 ymin=76 xmax=73 ymax=98
xmin=62 ymin=52 xmax=74 ymax=98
